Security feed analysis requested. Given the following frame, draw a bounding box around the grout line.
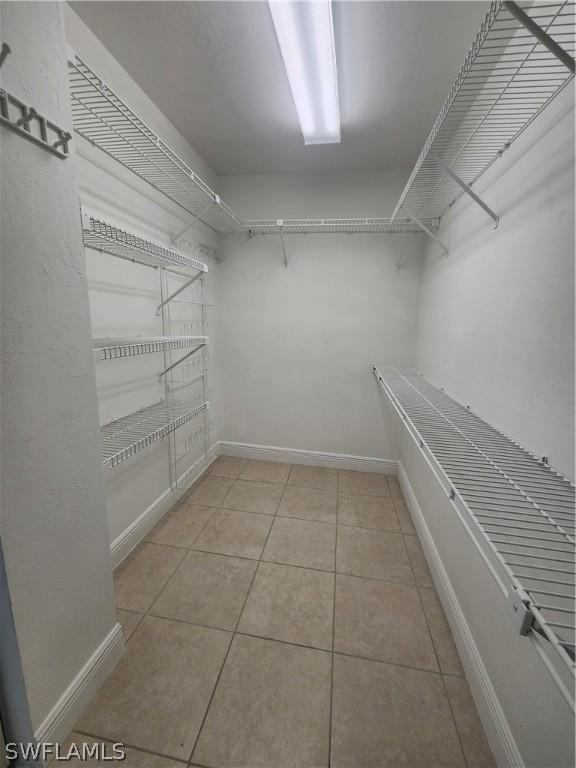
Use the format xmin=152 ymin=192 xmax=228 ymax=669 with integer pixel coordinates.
xmin=72 ymin=729 xmax=189 ymax=765
xmin=327 ymin=470 xmax=339 ymax=768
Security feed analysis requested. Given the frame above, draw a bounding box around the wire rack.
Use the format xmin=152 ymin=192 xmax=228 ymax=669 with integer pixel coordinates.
xmin=68 ymin=54 xmax=245 ymax=234
xmin=93 ymin=336 xmax=207 ymax=362
xmin=245 ymin=217 xmax=440 ymax=235
xmin=82 ymin=215 xmax=208 ymax=275
xmin=393 ymin=0 xmax=575 ymax=220
xmin=374 ymin=366 xmax=575 ymax=680
xmin=100 ymin=399 xmax=208 ymax=468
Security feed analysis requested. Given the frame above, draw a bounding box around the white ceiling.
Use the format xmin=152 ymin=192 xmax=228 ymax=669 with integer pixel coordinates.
xmin=70 ymin=1 xmax=490 ymax=175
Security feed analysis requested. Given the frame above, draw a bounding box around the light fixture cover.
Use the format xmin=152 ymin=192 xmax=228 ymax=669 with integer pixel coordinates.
xmin=268 ymin=0 xmax=341 ymax=145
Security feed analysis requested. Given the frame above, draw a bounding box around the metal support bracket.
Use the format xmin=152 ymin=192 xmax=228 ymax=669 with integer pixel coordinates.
xmin=402 ymin=206 xmax=449 ymax=255
xmin=507 ymin=587 xmax=535 ymax=636
xmin=171 ymin=201 xmax=215 ymax=246
xmin=395 ymin=221 xmax=409 ymax=270
xmin=0 ymin=42 xmax=11 ymax=69
xmin=432 ymin=155 xmax=499 ymax=228
xmin=156 ymin=270 xmax=203 ymax=316
xmin=504 ymin=1 xmax=575 ymax=74
xmin=158 ymin=343 xmax=206 ymax=380
xmin=278 ymin=220 xmax=288 ymax=268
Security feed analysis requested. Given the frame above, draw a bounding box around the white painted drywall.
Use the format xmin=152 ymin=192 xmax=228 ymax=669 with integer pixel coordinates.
xmin=216 ymin=171 xmax=425 ymax=461
xmin=0 ymin=0 xmax=117 ymax=730
xmin=64 ymin=6 xmax=219 ymax=548
xmin=415 ymin=85 xmax=575 ymax=481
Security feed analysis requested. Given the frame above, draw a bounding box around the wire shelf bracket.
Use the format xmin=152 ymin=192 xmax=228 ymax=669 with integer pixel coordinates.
xmin=392 ymin=1 xmax=576 ymax=224
xmin=431 ymin=154 xmax=499 ymax=227
xmin=155 ymin=271 xmax=204 ymax=316
xmin=158 ymin=341 xmax=208 ymax=380
xmin=0 ymin=43 xmax=72 ymax=159
xmin=373 ymin=365 xmax=575 ymax=699
xmin=402 ymin=207 xmax=449 ymax=255
xmin=82 ymin=214 xmax=208 ymax=276
xmin=100 ymin=399 xmax=209 ymax=468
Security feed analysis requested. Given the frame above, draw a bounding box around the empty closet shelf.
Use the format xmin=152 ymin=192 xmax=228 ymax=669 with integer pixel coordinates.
xmin=82 ymin=216 xmax=208 ymax=275
xmin=100 ymin=399 xmax=208 ymax=468
xmin=374 ymin=366 xmax=575 ymax=676
xmin=245 ymin=217 xmax=439 ymax=235
xmin=393 ymin=0 xmax=575 ymax=221
xmin=93 ymin=336 xmax=208 ymax=362
xmin=68 ymin=55 xmax=245 ymax=234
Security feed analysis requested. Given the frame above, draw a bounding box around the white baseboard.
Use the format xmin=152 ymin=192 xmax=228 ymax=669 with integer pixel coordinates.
xmin=398 ymin=463 xmax=523 ymax=768
xmin=219 ymin=441 xmax=397 ymax=474
xmin=35 ymin=622 xmax=124 ymax=746
xmin=110 ymin=445 xmax=219 ymax=568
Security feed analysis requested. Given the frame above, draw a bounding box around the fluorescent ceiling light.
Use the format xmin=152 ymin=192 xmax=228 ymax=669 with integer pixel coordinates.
xmin=268 ymin=0 xmax=341 ymax=145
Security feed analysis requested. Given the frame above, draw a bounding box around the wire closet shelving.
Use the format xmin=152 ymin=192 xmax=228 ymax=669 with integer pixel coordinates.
xmin=392 ymin=0 xmax=575 ymax=222
xmin=93 ymin=336 xmax=208 ymax=362
xmin=374 ymin=366 xmax=575 ymax=691
xmin=68 ymin=54 xmax=245 ymax=234
xmin=245 ymin=217 xmax=440 ymax=235
xmin=100 ymin=399 xmax=209 ymax=468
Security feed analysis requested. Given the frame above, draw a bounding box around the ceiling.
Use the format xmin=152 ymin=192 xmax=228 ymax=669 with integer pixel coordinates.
xmin=70 ymin=1 xmax=490 ymax=175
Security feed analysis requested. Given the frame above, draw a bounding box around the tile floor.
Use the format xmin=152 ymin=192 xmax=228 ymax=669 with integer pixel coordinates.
xmin=70 ymin=458 xmax=496 ymax=767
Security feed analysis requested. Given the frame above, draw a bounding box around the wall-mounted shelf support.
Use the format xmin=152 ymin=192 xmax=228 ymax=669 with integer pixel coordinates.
xmin=504 ymin=1 xmax=575 ymax=73
xmin=156 ymin=271 xmax=204 ymax=316
xmin=432 ymin=154 xmax=499 ymax=228
xmin=402 ymin=207 xmax=449 ymax=255
xmin=158 ymin=342 xmax=207 ymax=380
xmin=0 ymin=42 xmax=11 ymax=69
xmin=278 ymin=221 xmax=288 ymax=269
xmin=171 ymin=201 xmax=215 ymax=246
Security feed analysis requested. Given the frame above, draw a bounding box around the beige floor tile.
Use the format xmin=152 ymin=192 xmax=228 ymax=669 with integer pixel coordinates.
xmin=405 ymin=534 xmax=434 ymax=587
xmin=208 ymin=455 xmax=247 ymax=478
xmin=420 ymin=588 xmax=464 ymax=677
xmin=444 ymin=676 xmax=496 ymax=767
xmin=395 ymin=499 xmax=416 ymax=534
xmin=185 ymin=475 xmax=235 ymax=507
xmin=193 ymin=508 xmax=273 ymax=559
xmin=331 ymin=654 xmax=465 ymax=768
xmin=262 ymin=517 xmax=336 ymax=571
xmin=238 ymin=562 xmax=334 ymax=649
xmin=116 ymin=609 xmax=143 ymax=642
xmin=387 ymin=475 xmax=405 ymax=501
xmin=151 ymin=550 xmax=257 ymax=630
xmin=222 ymin=479 xmax=283 ymax=515
xmin=193 ymin=635 xmax=331 ymax=768
xmin=55 ymin=734 xmax=182 ymax=766
xmin=338 ymin=470 xmax=391 ymax=497
xmin=336 ymin=526 xmax=413 ymax=584
xmin=278 ymin=485 xmax=337 ymax=523
xmin=114 ymin=544 xmax=186 ymax=613
xmin=288 ymin=464 xmax=338 ymax=490
xmin=239 ymin=459 xmax=292 ymax=484
xmin=77 ymin=616 xmax=231 ymax=761
xmin=338 ymin=493 xmax=399 ymax=531
xmin=334 ymin=574 xmax=437 ymax=670
xmin=145 ymin=504 xmax=213 ymax=549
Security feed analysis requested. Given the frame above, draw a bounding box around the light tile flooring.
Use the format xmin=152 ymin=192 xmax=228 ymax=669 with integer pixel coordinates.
xmin=70 ymin=459 xmax=496 ymax=767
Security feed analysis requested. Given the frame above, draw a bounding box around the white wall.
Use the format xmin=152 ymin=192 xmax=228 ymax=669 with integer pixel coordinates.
xmin=415 ymin=85 xmax=575 ymax=481
xmin=64 ymin=6 xmax=219 ymax=550
xmin=0 ymin=0 xmax=117 ymax=732
xmin=216 ymin=172 xmax=425 ymax=462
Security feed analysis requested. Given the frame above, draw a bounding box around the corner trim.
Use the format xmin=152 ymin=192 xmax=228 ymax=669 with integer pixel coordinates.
xmin=398 ymin=463 xmax=523 ymax=768
xmin=219 ymin=441 xmax=397 ymax=474
xmin=109 ymin=445 xmax=219 ymax=568
xmin=34 ymin=622 xmax=124 ymax=746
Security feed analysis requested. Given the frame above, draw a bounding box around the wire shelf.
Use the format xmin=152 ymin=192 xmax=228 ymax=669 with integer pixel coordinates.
xmin=393 ymin=1 xmax=575 ymax=220
xmin=93 ymin=335 xmax=208 ymax=362
xmin=82 ymin=215 xmax=208 ymax=275
xmin=68 ymin=54 xmax=245 ymax=234
xmin=374 ymin=366 xmax=575 ymax=677
xmin=100 ymin=399 xmax=208 ymax=468
xmin=245 ymin=217 xmax=440 ymax=235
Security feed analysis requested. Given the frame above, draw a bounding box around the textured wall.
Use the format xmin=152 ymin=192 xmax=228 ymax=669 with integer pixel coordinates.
xmin=0 ymin=0 xmax=116 ymax=729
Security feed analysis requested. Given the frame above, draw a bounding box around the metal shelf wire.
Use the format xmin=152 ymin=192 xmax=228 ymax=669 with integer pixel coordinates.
xmin=100 ymin=399 xmax=208 ymax=468
xmin=82 ymin=215 xmax=208 ymax=275
xmin=245 ymin=217 xmax=440 ymax=235
xmin=93 ymin=335 xmax=208 ymax=362
xmin=393 ymin=1 xmax=575 ymax=221
xmin=374 ymin=366 xmax=575 ymax=678
xmin=68 ymin=54 xmax=245 ymax=234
